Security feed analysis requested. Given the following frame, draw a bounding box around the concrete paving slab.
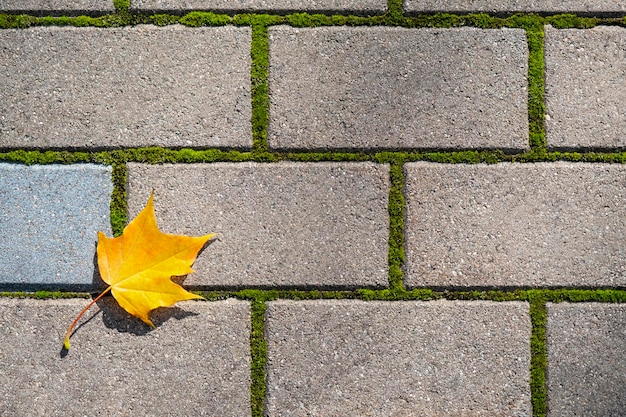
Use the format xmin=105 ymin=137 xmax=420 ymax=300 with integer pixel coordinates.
xmin=0 ymin=164 xmax=112 ymax=288
xmin=127 ymin=162 xmax=389 ymax=288
xmin=546 ymin=303 xmax=626 ymax=417
xmin=268 ymin=26 xmax=528 ymax=151
xmin=404 ymin=162 xmax=626 ymax=288
xmin=545 ymin=26 xmax=626 ymax=150
xmin=404 ymin=0 xmax=626 ymax=13
xmin=131 ymin=0 xmax=386 ymax=13
xmin=0 ymin=0 xmax=114 ymax=14
xmin=0 ymin=25 xmax=251 ymax=149
xmin=0 ymin=298 xmax=251 ymax=417
xmin=265 ymin=299 xmax=531 ymax=416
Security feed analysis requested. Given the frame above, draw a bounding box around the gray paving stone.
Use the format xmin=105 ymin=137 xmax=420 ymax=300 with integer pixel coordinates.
xmin=268 ymin=26 xmax=528 ymax=151
xmin=265 ymin=299 xmax=531 ymax=416
xmin=131 ymin=0 xmax=386 ymax=13
xmin=546 ymin=303 xmax=626 ymax=417
xmin=0 ymin=25 xmax=251 ymax=149
xmin=545 ymin=26 xmax=626 ymax=150
xmin=127 ymin=162 xmax=389 ymax=288
xmin=405 ymin=0 xmax=626 ymax=13
xmin=404 ymin=162 xmax=626 ymax=288
xmin=0 ymin=298 xmax=251 ymax=417
xmin=0 ymin=0 xmax=114 ymax=14
xmin=0 ymin=164 xmax=112 ymax=288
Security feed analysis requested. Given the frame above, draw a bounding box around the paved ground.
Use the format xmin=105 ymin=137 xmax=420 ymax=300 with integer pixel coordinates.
xmin=0 ymin=2 xmax=624 ymax=416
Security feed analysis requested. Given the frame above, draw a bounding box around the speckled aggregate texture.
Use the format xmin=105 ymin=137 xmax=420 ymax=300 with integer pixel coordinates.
xmin=268 ymin=26 xmax=529 ymax=151
xmin=545 ymin=25 xmax=626 ymax=150
xmin=0 ymin=298 xmax=251 ymax=417
xmin=546 ymin=303 xmax=626 ymax=417
xmin=0 ymin=164 xmax=112 ymax=288
xmin=127 ymin=162 xmax=390 ymax=288
xmin=404 ymin=0 xmax=626 ymax=13
xmin=0 ymin=0 xmax=114 ymax=13
xmin=404 ymin=162 xmax=626 ymax=288
xmin=131 ymin=0 xmax=386 ymax=13
xmin=265 ymin=300 xmax=531 ymax=416
xmin=0 ymin=26 xmax=251 ymax=149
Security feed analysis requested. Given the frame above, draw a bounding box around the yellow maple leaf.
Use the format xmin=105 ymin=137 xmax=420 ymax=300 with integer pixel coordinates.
xmin=63 ymin=192 xmax=215 ymax=350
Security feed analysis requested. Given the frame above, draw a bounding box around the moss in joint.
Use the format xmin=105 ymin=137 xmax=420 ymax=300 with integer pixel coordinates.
xmin=250 ymin=22 xmax=270 ymax=154
xmin=249 ymin=299 xmax=267 ymax=417
xmin=388 ymin=162 xmax=406 ymax=290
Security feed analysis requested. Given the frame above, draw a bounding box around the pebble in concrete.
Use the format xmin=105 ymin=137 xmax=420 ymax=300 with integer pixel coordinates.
xmin=131 ymin=0 xmax=386 ymax=13
xmin=0 ymin=164 xmax=112 ymax=288
xmin=0 ymin=0 xmax=114 ymax=14
xmin=404 ymin=0 xmax=625 ymax=13
xmin=268 ymin=26 xmax=528 ymax=151
xmin=127 ymin=162 xmax=389 ymax=288
xmin=546 ymin=303 xmax=626 ymax=417
xmin=0 ymin=298 xmax=250 ymax=416
xmin=545 ymin=25 xmax=626 ymax=150
xmin=0 ymin=25 xmax=251 ymax=149
xmin=404 ymin=162 xmax=626 ymax=288
xmin=265 ymin=300 xmax=531 ymax=416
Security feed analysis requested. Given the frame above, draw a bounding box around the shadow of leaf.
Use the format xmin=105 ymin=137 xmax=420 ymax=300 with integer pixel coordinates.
xmin=96 ymin=296 xmax=199 ymax=336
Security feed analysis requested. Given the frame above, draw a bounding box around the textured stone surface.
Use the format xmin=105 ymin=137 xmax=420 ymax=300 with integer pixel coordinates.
xmin=0 ymin=25 xmax=251 ymax=149
xmin=0 ymin=164 xmax=112 ymax=288
xmin=265 ymin=300 xmax=531 ymax=416
xmin=0 ymin=0 xmax=114 ymax=13
xmin=268 ymin=26 xmax=528 ymax=151
xmin=545 ymin=26 xmax=626 ymax=150
xmin=404 ymin=162 xmax=626 ymax=288
xmin=546 ymin=303 xmax=626 ymax=417
xmin=131 ymin=0 xmax=386 ymax=13
xmin=0 ymin=298 xmax=251 ymax=416
xmin=127 ymin=162 xmax=389 ymax=288
xmin=405 ymin=0 xmax=626 ymax=13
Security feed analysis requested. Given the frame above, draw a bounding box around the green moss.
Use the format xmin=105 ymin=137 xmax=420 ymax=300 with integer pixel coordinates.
xmin=110 ymin=162 xmax=127 ymax=237
xmin=251 ymin=23 xmax=270 ymax=154
xmin=528 ymin=295 xmax=547 ymax=417
xmin=527 ymin=27 xmax=546 ymax=150
xmin=250 ymin=299 xmax=267 ymax=417
xmin=179 ymin=12 xmax=233 ymax=27
xmin=0 ymin=291 xmax=90 ymax=299
xmin=545 ymin=14 xmax=599 ymax=29
xmin=114 ymin=0 xmax=130 ymax=13
xmin=388 ymin=163 xmax=405 ymax=290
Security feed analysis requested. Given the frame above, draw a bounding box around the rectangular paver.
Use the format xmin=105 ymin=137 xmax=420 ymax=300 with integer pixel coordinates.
xmin=0 ymin=0 xmax=114 ymax=14
xmin=405 ymin=0 xmax=626 ymax=13
xmin=545 ymin=25 xmax=626 ymax=150
xmin=0 ymin=298 xmax=250 ymax=416
xmin=265 ymin=300 xmax=531 ymax=416
xmin=0 ymin=25 xmax=251 ymax=149
xmin=404 ymin=162 xmax=626 ymax=288
xmin=131 ymin=0 xmax=386 ymax=13
xmin=0 ymin=164 xmax=112 ymax=289
xmin=546 ymin=303 xmax=626 ymax=417
xmin=127 ymin=162 xmax=389 ymax=288
xmin=268 ymin=26 xmax=528 ymax=151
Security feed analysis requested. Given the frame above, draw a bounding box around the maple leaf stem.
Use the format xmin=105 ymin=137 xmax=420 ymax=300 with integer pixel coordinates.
xmin=63 ymin=286 xmax=112 ymax=351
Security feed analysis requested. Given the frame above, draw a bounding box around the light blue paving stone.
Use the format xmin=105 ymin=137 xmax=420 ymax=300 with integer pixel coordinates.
xmin=546 ymin=303 xmax=626 ymax=417
xmin=131 ymin=0 xmax=386 ymax=13
xmin=0 ymin=164 xmax=112 ymax=288
xmin=0 ymin=0 xmax=114 ymax=14
xmin=404 ymin=0 xmax=625 ymax=13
